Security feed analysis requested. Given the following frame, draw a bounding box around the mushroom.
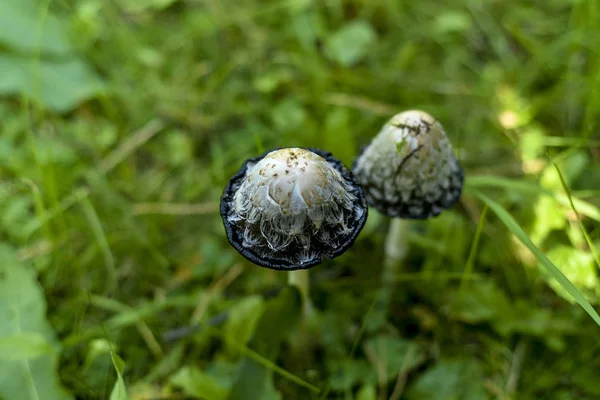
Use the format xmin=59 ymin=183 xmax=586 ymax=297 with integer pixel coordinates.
xmin=353 ymin=110 xmax=463 ymax=221
xmin=352 ymin=110 xmax=463 ymax=319
xmin=221 ymin=147 xmax=368 ymax=313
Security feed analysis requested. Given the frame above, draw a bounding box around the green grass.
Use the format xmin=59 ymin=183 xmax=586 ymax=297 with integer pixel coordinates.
xmin=1 ymin=0 xmax=600 ymax=399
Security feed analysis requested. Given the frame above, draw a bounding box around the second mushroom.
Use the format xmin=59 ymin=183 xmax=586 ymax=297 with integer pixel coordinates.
xmin=352 ymin=110 xmax=464 ymax=315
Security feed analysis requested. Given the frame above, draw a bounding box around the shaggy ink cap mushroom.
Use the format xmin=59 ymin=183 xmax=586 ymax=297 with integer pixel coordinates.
xmin=221 ymin=148 xmax=368 ymax=270
xmin=353 ymin=110 xmax=464 ymax=219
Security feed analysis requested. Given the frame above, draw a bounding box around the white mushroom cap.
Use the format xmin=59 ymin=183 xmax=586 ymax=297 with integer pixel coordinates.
xmin=353 ymin=110 xmax=463 ymax=219
xmin=221 ymin=148 xmax=367 ymax=270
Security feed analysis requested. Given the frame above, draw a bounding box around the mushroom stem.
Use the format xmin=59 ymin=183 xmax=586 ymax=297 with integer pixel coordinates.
xmin=287 ymin=269 xmax=314 ymax=318
xmin=384 ymin=218 xmax=409 ymax=265
xmin=378 ymin=219 xmax=409 ymax=316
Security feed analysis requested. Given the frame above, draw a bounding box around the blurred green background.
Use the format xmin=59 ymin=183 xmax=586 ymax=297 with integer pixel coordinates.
xmin=1 ymin=0 xmax=600 ymax=399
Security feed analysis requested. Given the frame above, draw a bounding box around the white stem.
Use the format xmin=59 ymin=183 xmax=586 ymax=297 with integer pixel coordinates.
xmin=287 ymin=269 xmax=314 ymax=317
xmin=376 ymin=218 xmax=409 ymax=320
xmin=383 ymin=219 xmax=409 ymax=282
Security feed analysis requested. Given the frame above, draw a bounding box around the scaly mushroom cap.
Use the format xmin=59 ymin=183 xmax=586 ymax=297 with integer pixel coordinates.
xmin=221 ymin=148 xmax=368 ymax=270
xmin=353 ymin=110 xmax=463 ymax=219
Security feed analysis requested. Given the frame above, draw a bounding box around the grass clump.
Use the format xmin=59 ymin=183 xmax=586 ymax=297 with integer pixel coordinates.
xmin=1 ymin=0 xmax=600 ymax=399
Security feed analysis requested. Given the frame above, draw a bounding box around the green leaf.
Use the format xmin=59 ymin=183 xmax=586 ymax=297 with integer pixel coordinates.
xmin=493 ymin=299 xmax=575 ymax=342
xmin=223 ymin=295 xmax=265 ymax=355
xmin=170 ymin=366 xmax=228 ymax=400
xmin=109 ymin=351 xmax=129 ymax=400
xmin=116 ymin=0 xmax=178 ymax=13
xmin=271 ymin=99 xmax=307 ymax=132
xmin=0 ymin=54 xmax=105 ymax=112
xmin=451 ymin=280 xmax=512 ymax=324
xmin=228 ymin=286 xmax=304 ymax=400
xmin=0 ymin=247 xmax=73 ymax=400
xmin=0 ymin=0 xmax=73 ymax=56
xmin=0 ymin=333 xmax=53 ymax=360
xmin=356 ymin=384 xmax=377 ymax=400
xmin=473 ymin=190 xmax=600 ymax=328
xmin=363 ymin=335 xmax=426 ymax=380
xmin=545 ymin=246 xmax=598 ymax=304
xmin=325 ymin=20 xmax=377 ymax=67
xmin=406 ymin=359 xmax=489 ymax=400
xmin=327 ymin=360 xmax=375 ymax=391
xmin=291 ymin=11 xmax=325 ymax=51
xmin=530 ymin=195 xmax=566 ymax=245
xmin=433 ymin=11 xmax=473 ymax=34
xmin=551 ymin=157 xmax=600 ymax=273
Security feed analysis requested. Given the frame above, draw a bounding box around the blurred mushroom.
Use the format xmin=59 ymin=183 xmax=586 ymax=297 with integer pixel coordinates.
xmin=353 ymin=110 xmax=463 ymax=221
xmin=221 ymin=147 xmax=368 ymax=313
xmin=352 ymin=110 xmax=463 ymax=323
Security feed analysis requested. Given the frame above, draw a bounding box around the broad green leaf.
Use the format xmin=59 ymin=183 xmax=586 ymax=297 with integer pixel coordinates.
xmin=545 ymin=246 xmax=598 ymax=304
xmin=109 ymin=351 xmax=129 ymax=400
xmin=252 ymin=69 xmax=293 ymax=94
xmin=363 ymin=335 xmax=426 ymax=380
xmin=0 ymin=54 xmax=105 ymax=112
xmin=291 ymin=11 xmax=326 ymax=51
xmin=552 ymin=158 xmax=600 ymax=273
xmin=530 ymin=195 xmax=566 ymax=245
xmin=170 ymin=366 xmax=228 ymax=400
xmin=228 ymin=286 xmax=304 ymax=400
xmin=433 ymin=11 xmax=473 ymax=34
xmin=356 ymin=384 xmax=377 ymax=400
xmin=406 ymin=359 xmax=489 ymax=400
xmin=82 ymin=338 xmax=112 ymax=373
xmin=271 ymin=99 xmax=307 ymax=133
xmin=325 ymin=20 xmax=377 ymax=67
xmin=0 ymin=333 xmax=53 ymax=360
xmin=0 ymin=1 xmax=72 ymax=56
xmin=223 ymin=295 xmax=265 ymax=354
xmin=473 ymin=190 xmax=600 ymax=328
xmin=451 ymin=280 xmax=512 ymax=324
xmin=530 ymin=152 xmax=589 ymax=244
xmin=493 ymin=299 xmax=576 ymax=343
xmin=541 ymin=151 xmax=588 ymax=189
xmin=328 ymin=360 xmax=375 ymax=391
xmin=0 ymin=246 xmax=73 ymax=400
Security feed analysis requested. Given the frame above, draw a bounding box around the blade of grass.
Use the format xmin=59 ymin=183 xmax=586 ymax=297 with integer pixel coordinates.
xmin=21 ymin=178 xmax=52 ymax=245
xmin=63 ymin=295 xmax=201 ymax=347
xmin=458 ymin=205 xmax=489 ymax=296
xmin=466 ymin=175 xmax=600 ymax=222
xmin=254 ymin=131 xmax=264 ymax=154
xmin=472 ymin=189 xmax=600 ymax=328
xmin=79 ymin=196 xmax=117 ymax=294
xmin=226 ymin=286 xmax=320 ymax=397
xmin=541 ymin=136 xmax=600 ymax=147
xmin=23 ymin=188 xmax=89 ymax=239
xmin=551 ymin=158 xmax=600 ymax=270
xmin=211 ymin=326 xmax=320 ymax=394
xmin=90 ymin=295 xmax=164 ymax=359
xmin=98 ymin=119 xmax=165 ymax=174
